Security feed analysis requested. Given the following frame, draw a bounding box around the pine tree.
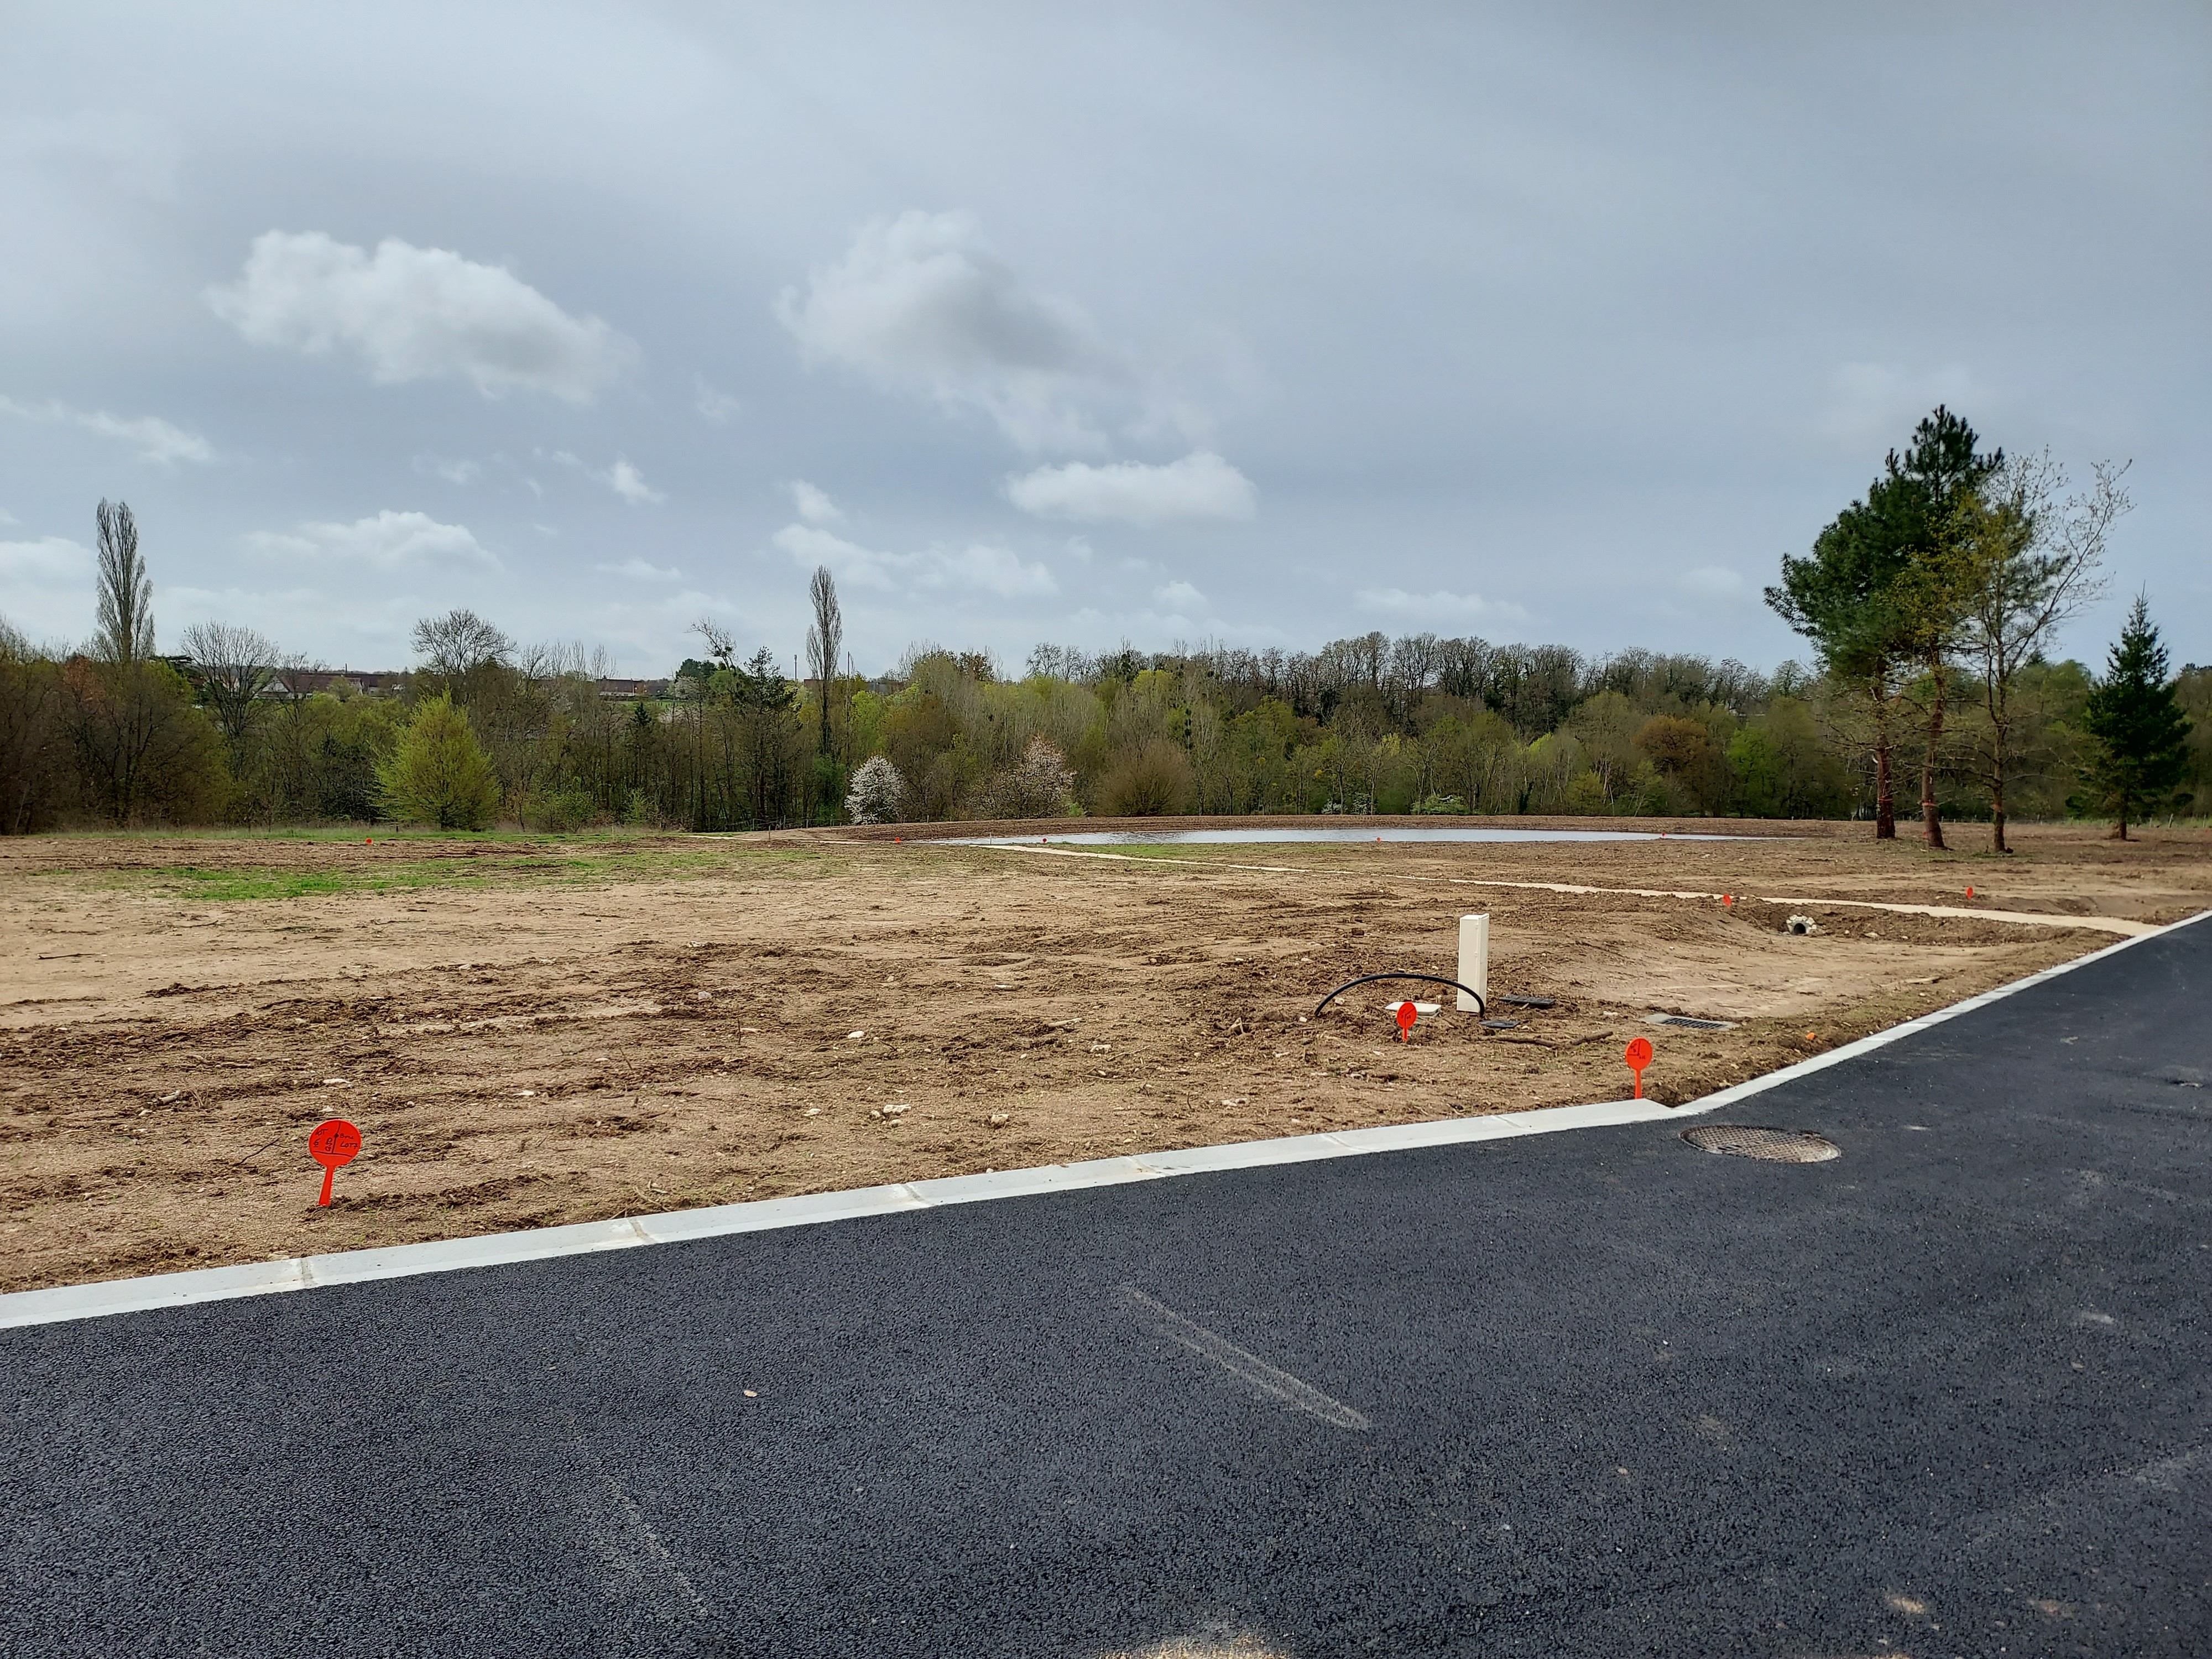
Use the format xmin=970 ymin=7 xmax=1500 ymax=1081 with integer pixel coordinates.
xmin=1767 ymin=406 xmax=1997 ymax=842
xmin=2078 ymin=596 xmax=2191 ymax=839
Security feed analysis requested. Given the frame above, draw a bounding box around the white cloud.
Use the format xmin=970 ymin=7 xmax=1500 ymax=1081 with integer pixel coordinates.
xmin=773 ymin=521 xmax=1055 ymax=598
xmin=930 ymin=542 xmax=1057 ymax=598
xmin=602 ymin=458 xmax=665 ymax=504
xmin=776 ymin=210 xmax=1115 ymax=453
xmin=1006 ymin=452 xmax=1257 ymax=525
xmin=207 ymin=231 xmax=635 ymax=402
xmin=788 ymin=479 xmax=843 ymax=525
xmin=413 ymin=453 xmax=481 ymax=484
xmin=693 ymin=376 xmax=742 ymax=423
xmin=772 ymin=522 xmax=903 ymax=591
xmin=596 ymin=557 xmax=681 ymax=582
xmin=246 ymin=510 xmax=499 ymax=572
xmin=0 ymin=394 xmax=213 ymax=465
xmin=1677 ymin=565 xmax=1750 ymax=599
xmin=1152 ymin=580 xmax=1208 ymax=611
xmin=1355 ymin=587 xmax=1530 ymax=625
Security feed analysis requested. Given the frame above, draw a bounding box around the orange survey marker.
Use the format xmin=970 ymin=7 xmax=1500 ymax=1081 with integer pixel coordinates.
xmin=1624 ymin=1037 xmax=1653 ymax=1099
xmin=309 ymin=1119 xmax=361 ymax=1207
xmin=1395 ymin=1001 xmax=1418 ymax=1042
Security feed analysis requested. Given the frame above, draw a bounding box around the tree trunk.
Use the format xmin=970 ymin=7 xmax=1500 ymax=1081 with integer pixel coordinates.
xmin=1988 ymin=722 xmax=2008 ymax=854
xmin=1872 ymin=693 xmax=1895 ymax=839
xmin=1921 ymin=671 xmax=1945 ymax=849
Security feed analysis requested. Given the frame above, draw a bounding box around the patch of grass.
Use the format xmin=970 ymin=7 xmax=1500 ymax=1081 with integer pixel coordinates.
xmin=122 ymin=842 xmax=824 ymax=903
xmin=156 ymin=864 xmax=469 ymax=901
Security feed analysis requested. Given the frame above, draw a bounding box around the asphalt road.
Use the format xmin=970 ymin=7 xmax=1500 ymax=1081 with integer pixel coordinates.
xmin=4 ymin=921 xmax=2208 ymax=1658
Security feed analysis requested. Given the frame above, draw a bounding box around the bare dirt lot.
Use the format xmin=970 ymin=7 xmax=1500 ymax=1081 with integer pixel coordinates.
xmin=4 ymin=816 xmax=2206 ymax=1295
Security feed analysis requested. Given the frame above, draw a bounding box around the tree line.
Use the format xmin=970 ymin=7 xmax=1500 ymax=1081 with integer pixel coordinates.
xmin=1 ymin=416 xmax=2201 ymax=839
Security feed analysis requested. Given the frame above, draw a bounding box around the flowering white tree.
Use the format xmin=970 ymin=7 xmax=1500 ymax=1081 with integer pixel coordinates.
xmin=977 ymin=735 xmax=1077 ymax=819
xmin=845 ymin=754 xmax=907 ymax=823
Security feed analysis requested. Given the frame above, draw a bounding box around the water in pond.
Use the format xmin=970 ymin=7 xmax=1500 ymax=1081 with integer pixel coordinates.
xmin=943 ymin=827 xmax=1763 ymax=847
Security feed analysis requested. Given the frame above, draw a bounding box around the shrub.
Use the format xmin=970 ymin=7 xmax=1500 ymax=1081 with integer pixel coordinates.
xmin=1097 ymin=738 xmax=1194 ymax=816
xmin=521 ymin=786 xmax=598 ymax=832
xmin=975 ymin=736 xmax=1077 ymax=819
xmin=846 ymin=754 xmax=908 ymax=823
xmin=378 ymin=693 xmax=500 ymax=829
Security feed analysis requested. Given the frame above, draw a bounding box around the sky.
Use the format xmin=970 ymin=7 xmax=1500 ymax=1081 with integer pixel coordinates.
xmin=2 ymin=2 xmax=2205 ymax=679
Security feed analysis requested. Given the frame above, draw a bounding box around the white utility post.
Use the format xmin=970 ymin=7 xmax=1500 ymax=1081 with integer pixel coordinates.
xmin=1457 ymin=913 xmax=1490 ymax=1011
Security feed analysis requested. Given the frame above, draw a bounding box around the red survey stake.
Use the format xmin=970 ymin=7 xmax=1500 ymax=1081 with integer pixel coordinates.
xmin=309 ymin=1118 xmax=361 ymax=1207
xmin=1624 ymin=1037 xmax=1653 ymax=1099
xmin=1395 ymin=1001 xmax=1418 ymax=1042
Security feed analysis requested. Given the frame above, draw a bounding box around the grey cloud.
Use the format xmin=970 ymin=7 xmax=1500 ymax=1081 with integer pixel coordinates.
xmin=776 ymin=210 xmax=1119 ymax=453
xmin=1 ymin=5 xmax=2199 ymax=675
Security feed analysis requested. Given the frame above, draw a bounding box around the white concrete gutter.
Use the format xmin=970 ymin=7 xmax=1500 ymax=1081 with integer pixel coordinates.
xmin=3 ymin=907 xmax=2202 ymax=1332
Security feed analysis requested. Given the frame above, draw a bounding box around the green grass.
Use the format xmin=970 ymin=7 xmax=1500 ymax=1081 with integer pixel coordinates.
xmin=59 ymin=841 xmax=826 ymax=903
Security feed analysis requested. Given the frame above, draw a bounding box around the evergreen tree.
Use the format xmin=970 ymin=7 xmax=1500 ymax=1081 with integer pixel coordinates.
xmin=378 ymin=693 xmax=502 ymax=829
xmin=2078 ymin=596 xmax=2190 ymax=839
xmin=1767 ymin=406 xmax=1996 ymax=841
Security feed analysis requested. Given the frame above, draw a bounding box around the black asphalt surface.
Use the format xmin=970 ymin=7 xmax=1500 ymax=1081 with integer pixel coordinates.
xmin=4 ymin=921 xmax=2209 ymax=1658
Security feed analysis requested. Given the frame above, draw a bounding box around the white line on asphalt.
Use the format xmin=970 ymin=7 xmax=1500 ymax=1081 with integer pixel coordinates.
xmin=1114 ymin=1284 xmax=1370 ymax=1431
xmin=2 ymin=907 xmax=2203 ymax=1332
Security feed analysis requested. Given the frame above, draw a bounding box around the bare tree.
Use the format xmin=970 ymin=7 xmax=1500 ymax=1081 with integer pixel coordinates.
xmin=805 ymin=564 xmax=843 ymax=761
xmin=94 ymin=499 xmax=154 ymax=666
xmin=1955 ymin=453 xmax=2126 ymax=852
xmin=410 ymin=609 xmax=514 ymax=680
xmin=692 ymin=619 xmax=738 ymax=670
xmin=0 ymin=615 xmax=62 ymax=833
xmin=180 ymin=621 xmax=278 ymax=760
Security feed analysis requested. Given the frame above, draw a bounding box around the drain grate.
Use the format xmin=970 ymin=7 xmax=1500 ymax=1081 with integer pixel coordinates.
xmin=1647 ymin=1013 xmax=1736 ymax=1031
xmin=1682 ymin=1125 xmax=1840 ymax=1162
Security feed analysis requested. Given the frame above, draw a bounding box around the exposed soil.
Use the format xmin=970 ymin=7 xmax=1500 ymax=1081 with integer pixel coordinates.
xmin=4 ymin=816 xmax=2206 ymax=1295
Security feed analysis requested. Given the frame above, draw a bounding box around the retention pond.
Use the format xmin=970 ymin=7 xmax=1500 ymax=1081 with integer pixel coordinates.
xmin=943 ymin=827 xmax=1771 ymax=847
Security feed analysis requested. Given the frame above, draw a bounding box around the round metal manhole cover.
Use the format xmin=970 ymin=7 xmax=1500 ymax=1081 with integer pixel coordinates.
xmin=1681 ymin=1125 xmax=1840 ymax=1163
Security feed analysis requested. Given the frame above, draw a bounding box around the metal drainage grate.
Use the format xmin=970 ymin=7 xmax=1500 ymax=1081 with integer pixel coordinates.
xmin=1647 ymin=1013 xmax=1737 ymax=1031
xmin=1682 ymin=1125 xmax=1840 ymax=1163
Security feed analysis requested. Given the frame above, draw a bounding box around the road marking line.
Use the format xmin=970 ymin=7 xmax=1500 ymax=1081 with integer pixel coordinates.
xmin=1114 ymin=1284 xmax=1370 ymax=1430
xmin=2 ymin=908 xmax=2203 ymax=1332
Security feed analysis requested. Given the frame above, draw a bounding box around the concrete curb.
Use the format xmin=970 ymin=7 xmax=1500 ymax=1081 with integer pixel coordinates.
xmin=4 ymin=907 xmax=2203 ymax=1332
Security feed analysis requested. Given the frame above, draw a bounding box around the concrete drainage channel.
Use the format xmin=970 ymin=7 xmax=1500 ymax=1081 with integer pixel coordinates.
xmin=1682 ymin=1125 xmax=1841 ymax=1163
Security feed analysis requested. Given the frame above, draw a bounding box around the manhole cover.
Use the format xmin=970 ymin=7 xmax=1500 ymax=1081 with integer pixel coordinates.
xmin=1682 ymin=1125 xmax=1840 ymax=1162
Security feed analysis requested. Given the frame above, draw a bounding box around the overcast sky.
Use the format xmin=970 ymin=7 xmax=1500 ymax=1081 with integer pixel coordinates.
xmin=3 ymin=3 xmax=2205 ymax=679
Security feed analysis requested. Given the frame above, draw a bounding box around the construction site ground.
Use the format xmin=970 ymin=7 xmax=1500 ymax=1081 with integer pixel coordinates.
xmin=3 ymin=815 xmax=2205 ymax=1295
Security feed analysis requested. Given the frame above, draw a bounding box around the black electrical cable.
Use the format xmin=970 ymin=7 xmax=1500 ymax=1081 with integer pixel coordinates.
xmin=1312 ymin=973 xmax=1485 ymax=1019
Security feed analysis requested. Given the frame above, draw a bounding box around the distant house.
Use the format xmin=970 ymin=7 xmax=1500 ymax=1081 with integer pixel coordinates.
xmin=255 ymin=668 xmax=670 ymax=701
xmin=271 ymin=667 xmax=410 ymax=698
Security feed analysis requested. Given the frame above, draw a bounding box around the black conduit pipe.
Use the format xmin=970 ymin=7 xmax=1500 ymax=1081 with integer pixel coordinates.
xmin=1312 ymin=973 xmax=1485 ymax=1020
